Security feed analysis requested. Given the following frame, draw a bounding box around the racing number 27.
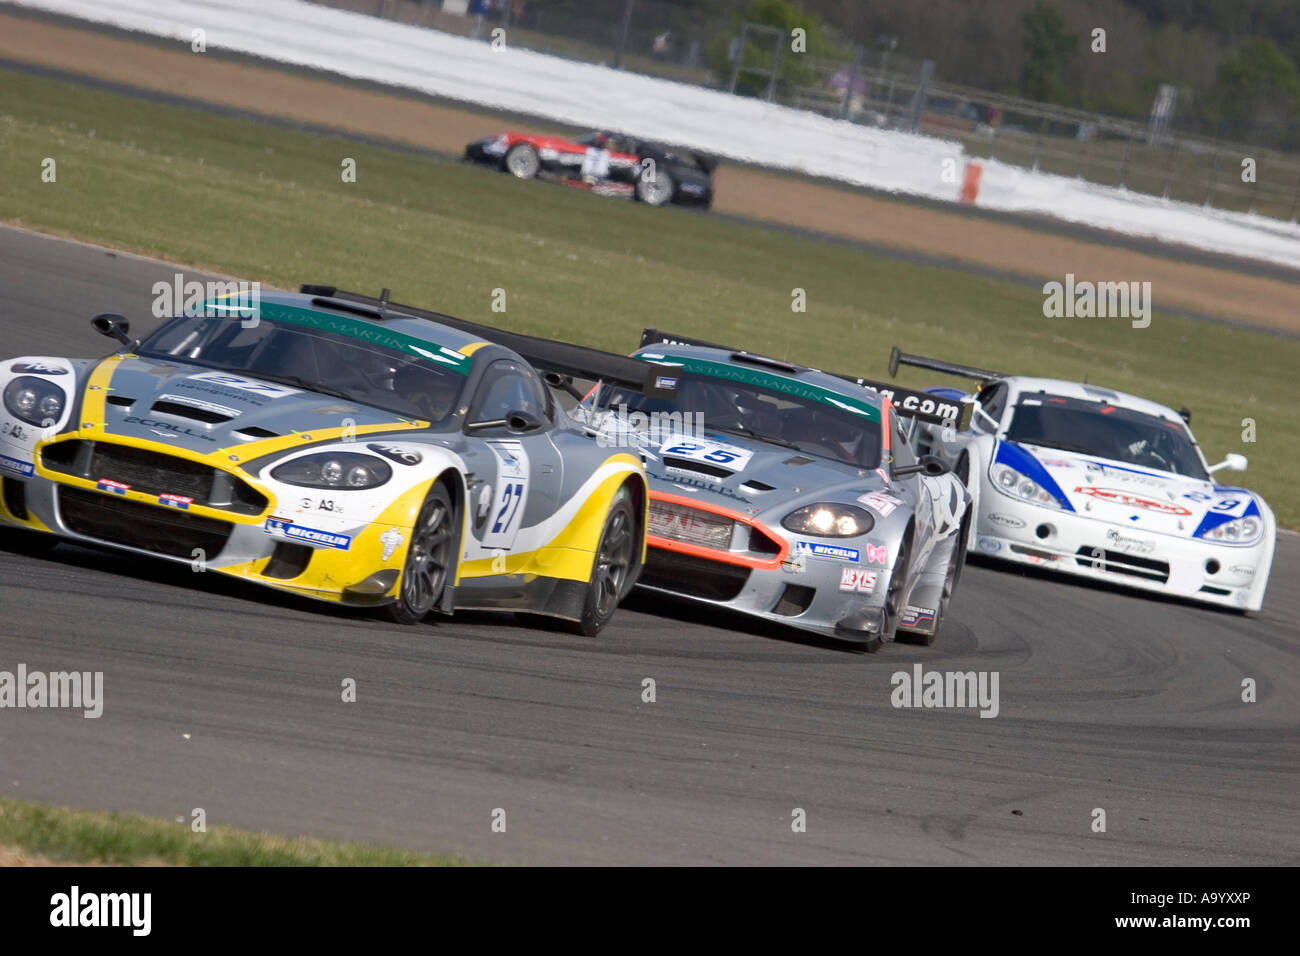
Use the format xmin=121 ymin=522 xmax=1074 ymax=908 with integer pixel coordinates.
xmin=492 ymin=481 xmax=525 ymax=534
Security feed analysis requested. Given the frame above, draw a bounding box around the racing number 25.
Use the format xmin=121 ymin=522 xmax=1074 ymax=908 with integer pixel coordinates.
xmin=664 ymin=441 xmax=739 ymax=465
xmin=492 ymin=481 xmax=525 ymax=535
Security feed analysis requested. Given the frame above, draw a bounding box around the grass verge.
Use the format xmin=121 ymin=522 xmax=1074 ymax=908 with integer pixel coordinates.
xmin=0 ymin=798 xmax=470 ymax=866
xmin=0 ymin=66 xmax=1296 ymax=526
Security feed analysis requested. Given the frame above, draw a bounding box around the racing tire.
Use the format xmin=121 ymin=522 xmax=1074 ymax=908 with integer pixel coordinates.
xmin=898 ymin=513 xmax=969 ymax=647
xmin=881 ymin=533 xmax=913 ymax=644
xmin=570 ymin=487 xmax=637 ymax=637
xmin=634 ymin=167 xmax=675 ymax=206
xmin=504 ymin=144 xmax=541 ymax=179
xmin=0 ymin=528 xmax=59 ymax=557
xmin=385 ymin=482 xmax=456 ymax=625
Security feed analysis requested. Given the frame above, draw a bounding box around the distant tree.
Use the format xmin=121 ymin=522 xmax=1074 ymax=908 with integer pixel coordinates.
xmin=1020 ymin=0 xmax=1078 ymax=103
xmin=705 ymin=0 xmax=848 ymax=97
xmin=1213 ymin=37 xmax=1300 ymax=137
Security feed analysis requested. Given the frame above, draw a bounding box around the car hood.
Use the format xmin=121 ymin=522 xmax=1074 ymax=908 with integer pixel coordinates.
xmin=633 ymin=427 xmax=887 ymax=516
xmin=994 ymin=439 xmax=1262 ymax=540
xmin=86 ymin=357 xmax=420 ymax=456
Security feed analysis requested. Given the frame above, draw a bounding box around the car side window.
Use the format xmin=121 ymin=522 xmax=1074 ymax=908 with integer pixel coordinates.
xmin=467 ymin=359 xmax=551 ymax=428
xmin=975 ymin=383 xmax=1007 ymax=432
xmin=889 ymin=412 xmax=917 ymax=474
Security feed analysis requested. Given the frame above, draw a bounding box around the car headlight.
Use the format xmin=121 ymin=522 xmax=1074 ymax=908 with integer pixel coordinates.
xmin=990 ymin=463 xmax=1062 ymax=509
xmin=781 ymin=503 xmax=875 ymax=538
xmin=3 ymin=376 xmax=66 ymax=427
xmin=270 ymin=453 xmax=392 ymax=489
xmin=1198 ymin=515 xmax=1263 ymax=545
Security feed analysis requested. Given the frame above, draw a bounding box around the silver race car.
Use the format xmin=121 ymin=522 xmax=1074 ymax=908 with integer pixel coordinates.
xmin=572 ymin=330 xmax=972 ymax=650
xmin=889 ymin=346 xmax=1276 ymax=612
xmin=0 ymin=286 xmax=656 ymax=635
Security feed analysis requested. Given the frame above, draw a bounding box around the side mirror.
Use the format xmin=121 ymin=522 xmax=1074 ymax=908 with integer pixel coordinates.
xmin=91 ymin=313 xmax=134 ymax=348
xmin=506 ymin=410 xmax=545 ymax=434
xmin=1207 ymin=453 xmax=1247 ymax=474
xmin=893 ymin=454 xmax=951 ymax=479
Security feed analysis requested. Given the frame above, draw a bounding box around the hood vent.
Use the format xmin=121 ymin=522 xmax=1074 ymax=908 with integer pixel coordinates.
xmin=783 ymin=455 xmax=814 ymax=466
xmin=234 ymin=426 xmax=280 ymax=440
xmin=151 ymin=400 xmax=235 ymax=424
xmin=107 ymin=395 xmax=136 ymax=408
xmin=664 ymin=456 xmax=732 ymax=479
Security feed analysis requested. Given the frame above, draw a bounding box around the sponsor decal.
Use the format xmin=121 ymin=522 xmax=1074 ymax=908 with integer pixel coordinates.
xmin=1229 ymin=565 xmax=1255 ymax=578
xmin=0 ymin=421 xmax=30 ymax=441
xmin=123 ymin=416 xmax=216 ymax=442
xmin=264 ymin=518 xmax=351 ymax=550
xmin=654 ymin=376 xmax=678 ymax=390
xmin=0 ymin=455 xmax=34 ymax=478
xmin=1105 ymin=528 xmax=1155 ymax=554
xmin=977 ymin=536 xmax=1001 ymax=552
xmin=1039 ymin=458 xmax=1073 ymax=468
xmin=865 ymin=543 xmax=888 ymax=564
xmin=839 ymin=568 xmax=878 ymax=593
xmin=379 ymin=528 xmax=404 ymax=562
xmin=646 ymin=467 xmax=752 ymax=502
xmin=794 ymin=541 xmax=859 ymax=562
xmin=158 ymin=494 xmax=193 ymax=510
xmin=857 ymin=491 xmax=902 ymax=517
xmin=367 ymin=443 xmax=423 ymax=466
xmin=986 ymin=513 xmax=1025 ymax=529
xmin=187 ymin=371 xmax=300 ymax=398
xmin=156 ymin=394 xmax=241 ymax=419
xmin=1073 ymin=486 xmax=1191 ymax=516
xmin=901 ymin=604 xmax=936 ymax=628
xmin=780 ymin=551 xmax=807 ymax=574
xmin=11 ymin=362 xmax=68 ymax=375
xmin=96 ymin=479 xmax=130 ymax=495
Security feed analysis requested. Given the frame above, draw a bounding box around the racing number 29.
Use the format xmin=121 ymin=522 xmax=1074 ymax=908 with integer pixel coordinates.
xmin=492 ymin=481 xmax=525 ymax=534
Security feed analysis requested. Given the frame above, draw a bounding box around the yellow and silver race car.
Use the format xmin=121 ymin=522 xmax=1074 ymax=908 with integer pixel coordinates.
xmin=0 ymin=285 xmax=652 ymax=635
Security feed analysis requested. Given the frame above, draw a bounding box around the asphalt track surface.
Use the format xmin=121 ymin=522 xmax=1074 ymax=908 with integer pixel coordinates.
xmin=0 ymin=225 xmax=1297 ymax=865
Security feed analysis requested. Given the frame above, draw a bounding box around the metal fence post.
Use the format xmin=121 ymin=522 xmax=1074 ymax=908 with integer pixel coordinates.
xmin=1204 ymin=124 xmax=1221 ymax=207
xmin=841 ymin=44 xmax=864 ymax=120
xmin=1030 ymin=116 xmax=1047 ymax=171
xmin=1161 ymin=138 xmax=1177 ymax=199
xmin=767 ymin=30 xmax=782 ymax=101
xmin=906 ymin=60 xmax=934 ymax=134
xmin=1117 ymin=130 xmax=1132 ymax=188
xmin=728 ymin=23 xmax=747 ymax=94
xmin=613 ymin=0 xmax=635 ymax=70
xmin=1289 ymin=168 xmax=1300 ymax=221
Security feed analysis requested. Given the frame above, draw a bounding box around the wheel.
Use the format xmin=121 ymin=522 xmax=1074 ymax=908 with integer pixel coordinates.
xmin=897 ymin=514 xmax=968 ymax=647
xmin=881 ymin=533 xmax=912 ymax=643
xmin=504 ymin=143 xmax=540 ymax=179
xmin=385 ymin=483 xmax=456 ymax=625
xmin=634 ymin=166 xmax=675 ymax=206
xmin=571 ymin=488 xmax=637 ymax=636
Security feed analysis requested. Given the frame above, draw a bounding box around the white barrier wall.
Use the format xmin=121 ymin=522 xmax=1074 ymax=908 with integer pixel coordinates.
xmin=14 ymin=0 xmax=1300 ymax=268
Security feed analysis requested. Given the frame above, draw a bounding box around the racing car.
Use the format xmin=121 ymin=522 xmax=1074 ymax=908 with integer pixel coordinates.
xmin=571 ymin=331 xmax=972 ymax=651
xmin=464 ymin=129 xmax=716 ymax=208
xmin=0 ymin=286 xmax=657 ymax=635
xmin=889 ymin=347 xmax=1276 ymax=612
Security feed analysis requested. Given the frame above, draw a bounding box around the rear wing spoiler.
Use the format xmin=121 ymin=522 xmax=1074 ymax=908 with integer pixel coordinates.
xmin=640 ymin=328 xmax=971 ymax=429
xmin=889 ymin=346 xmax=1003 ymax=383
xmin=300 ymin=285 xmax=668 ymax=395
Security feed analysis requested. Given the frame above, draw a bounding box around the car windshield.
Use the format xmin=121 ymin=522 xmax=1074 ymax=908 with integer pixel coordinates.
xmin=136 ymin=316 xmax=468 ymax=424
xmin=586 ymin=370 xmax=881 ymax=469
xmin=1005 ymin=395 xmax=1207 ymax=479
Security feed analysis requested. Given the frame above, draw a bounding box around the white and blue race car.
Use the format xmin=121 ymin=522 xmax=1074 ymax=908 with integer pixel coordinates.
xmin=891 ymin=347 xmax=1275 ymax=612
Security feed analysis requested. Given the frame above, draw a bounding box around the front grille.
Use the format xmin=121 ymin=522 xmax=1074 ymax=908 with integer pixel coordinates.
xmin=2 ymin=477 xmax=28 ymax=520
xmin=641 ymin=548 xmax=750 ymax=601
xmin=59 ymin=486 xmax=232 ymax=559
xmin=772 ymin=584 xmax=815 ymax=616
xmin=1075 ymin=547 xmax=1170 ymax=583
xmin=648 ymin=500 xmax=734 ymax=550
xmin=42 ymin=441 xmax=267 ymax=516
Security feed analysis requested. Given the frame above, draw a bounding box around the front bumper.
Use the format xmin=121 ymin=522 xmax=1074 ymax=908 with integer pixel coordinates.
xmin=0 ymin=446 xmax=413 ymax=607
xmin=973 ymin=500 xmax=1270 ymax=611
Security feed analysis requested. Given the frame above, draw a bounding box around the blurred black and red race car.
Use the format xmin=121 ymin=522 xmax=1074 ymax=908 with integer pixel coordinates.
xmin=464 ymin=130 xmax=715 ymax=208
